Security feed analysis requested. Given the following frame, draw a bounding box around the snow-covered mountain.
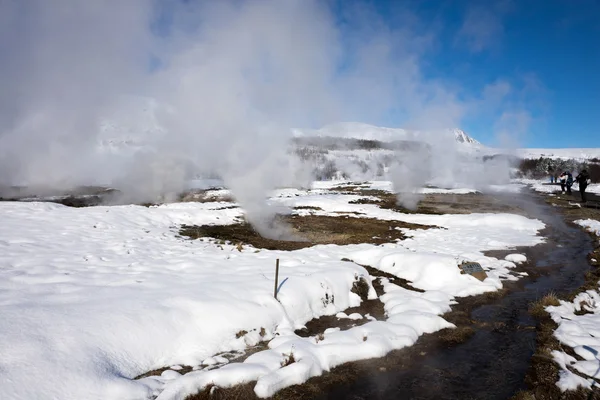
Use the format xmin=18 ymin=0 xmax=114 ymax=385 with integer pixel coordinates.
xmin=515 ymin=148 xmax=600 ymax=161
xmin=293 ymin=122 xmax=481 ymax=147
xmin=96 ymin=96 xmax=166 ymax=153
xmin=453 ymin=129 xmax=480 ymax=145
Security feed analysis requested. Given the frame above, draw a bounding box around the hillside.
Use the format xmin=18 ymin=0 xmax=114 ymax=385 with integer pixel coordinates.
xmin=293 ymin=122 xmax=481 ymax=147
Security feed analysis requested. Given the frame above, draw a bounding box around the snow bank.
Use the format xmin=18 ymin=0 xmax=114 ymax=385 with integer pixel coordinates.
xmin=0 ymin=201 xmax=372 ymax=399
xmin=155 ymin=278 xmax=454 ymax=400
xmin=576 ymin=219 xmax=600 ymax=238
xmin=505 ymin=254 xmax=527 ymax=264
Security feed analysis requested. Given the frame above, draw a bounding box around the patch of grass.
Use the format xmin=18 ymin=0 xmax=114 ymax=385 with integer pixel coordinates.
xmin=437 ymin=326 xmax=475 ymax=344
xmin=348 ymin=197 xmax=382 ymax=205
xmin=349 ymin=189 xmax=442 ymax=215
xmin=180 ymin=214 xmax=433 ymax=251
xmin=511 ymin=390 xmax=536 ymax=400
xmin=293 ymin=206 xmax=323 ymax=211
xmin=351 ymin=276 xmax=370 ymax=302
xmin=529 ymin=292 xmax=561 ymax=318
xmin=280 ymin=351 xmax=296 ymax=367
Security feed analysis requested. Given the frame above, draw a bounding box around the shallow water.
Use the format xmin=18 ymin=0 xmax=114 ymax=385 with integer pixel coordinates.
xmin=322 ymin=193 xmax=594 ymax=400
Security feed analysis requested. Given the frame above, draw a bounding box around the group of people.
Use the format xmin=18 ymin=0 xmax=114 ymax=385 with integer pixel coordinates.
xmin=557 ymin=169 xmax=592 ymax=203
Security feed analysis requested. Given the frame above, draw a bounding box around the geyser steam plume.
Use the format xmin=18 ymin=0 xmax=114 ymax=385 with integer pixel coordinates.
xmin=0 ymin=0 xmax=526 ymax=236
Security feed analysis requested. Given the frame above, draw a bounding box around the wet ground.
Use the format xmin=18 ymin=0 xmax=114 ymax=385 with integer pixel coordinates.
xmin=318 ymin=191 xmax=600 ymax=400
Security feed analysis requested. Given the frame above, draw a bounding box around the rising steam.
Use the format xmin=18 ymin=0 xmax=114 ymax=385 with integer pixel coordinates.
xmin=0 ymin=0 xmax=534 ymax=236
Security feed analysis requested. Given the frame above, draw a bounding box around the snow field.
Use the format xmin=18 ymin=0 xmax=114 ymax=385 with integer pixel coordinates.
xmin=0 ymin=183 xmax=545 ymax=399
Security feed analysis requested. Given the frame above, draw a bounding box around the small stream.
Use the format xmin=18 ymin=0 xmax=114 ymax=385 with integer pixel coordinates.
xmin=322 ymin=193 xmax=594 ymax=400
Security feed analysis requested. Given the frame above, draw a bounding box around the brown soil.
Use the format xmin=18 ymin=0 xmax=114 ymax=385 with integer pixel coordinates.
xmin=180 ymin=214 xmax=433 ymax=251
xmin=334 ymin=185 xmax=525 ymax=216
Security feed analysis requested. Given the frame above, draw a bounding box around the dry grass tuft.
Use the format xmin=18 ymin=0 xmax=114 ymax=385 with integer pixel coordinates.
xmin=185 ymin=382 xmax=257 ymax=400
xmin=529 ymin=293 xmax=561 ymax=318
xmin=437 ymin=326 xmax=475 ymax=344
xmin=235 ymin=330 xmax=248 ymax=339
xmin=280 ymin=351 xmax=296 ymax=368
xmin=293 ymin=206 xmax=324 ymax=211
xmin=510 ymin=390 xmax=536 ymax=400
xmin=351 ymin=276 xmax=370 ymax=302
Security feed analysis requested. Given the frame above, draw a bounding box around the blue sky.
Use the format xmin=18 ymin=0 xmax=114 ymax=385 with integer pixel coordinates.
xmin=354 ymin=0 xmax=600 ymax=147
xmin=152 ymin=0 xmax=598 ymax=148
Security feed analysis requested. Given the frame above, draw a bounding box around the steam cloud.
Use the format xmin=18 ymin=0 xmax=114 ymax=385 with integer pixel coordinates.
xmin=0 ymin=1 xmax=533 ymax=233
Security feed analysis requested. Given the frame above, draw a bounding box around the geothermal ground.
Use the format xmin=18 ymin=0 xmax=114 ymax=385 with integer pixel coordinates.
xmin=1 ymin=180 xmax=600 ymax=400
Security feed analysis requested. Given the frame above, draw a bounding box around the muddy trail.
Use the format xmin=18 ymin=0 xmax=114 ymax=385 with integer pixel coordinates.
xmin=320 ymin=193 xmax=595 ymax=400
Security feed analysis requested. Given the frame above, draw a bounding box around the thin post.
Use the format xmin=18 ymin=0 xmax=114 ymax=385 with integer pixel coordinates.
xmin=274 ymin=258 xmax=280 ymax=299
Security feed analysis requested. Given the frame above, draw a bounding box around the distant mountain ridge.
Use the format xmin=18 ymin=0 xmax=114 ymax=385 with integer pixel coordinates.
xmin=95 ymin=97 xmax=481 ymax=151
xmin=292 ymin=122 xmax=481 ymax=147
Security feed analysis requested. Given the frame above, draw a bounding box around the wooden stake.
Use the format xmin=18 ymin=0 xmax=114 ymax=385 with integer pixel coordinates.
xmin=274 ymin=258 xmax=280 ymax=299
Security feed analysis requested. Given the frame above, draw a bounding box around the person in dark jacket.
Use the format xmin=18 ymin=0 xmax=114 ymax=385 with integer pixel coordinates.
xmin=576 ymin=169 xmax=591 ymax=203
xmin=565 ymin=171 xmax=574 ymax=195
xmin=558 ymin=172 xmax=567 ymax=193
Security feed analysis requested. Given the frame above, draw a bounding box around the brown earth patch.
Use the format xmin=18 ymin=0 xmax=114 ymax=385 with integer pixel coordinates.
xmin=180 ymin=214 xmax=433 ymax=251
xmin=333 ymin=185 xmax=524 ymax=216
xmin=293 ymin=205 xmax=324 ymax=211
